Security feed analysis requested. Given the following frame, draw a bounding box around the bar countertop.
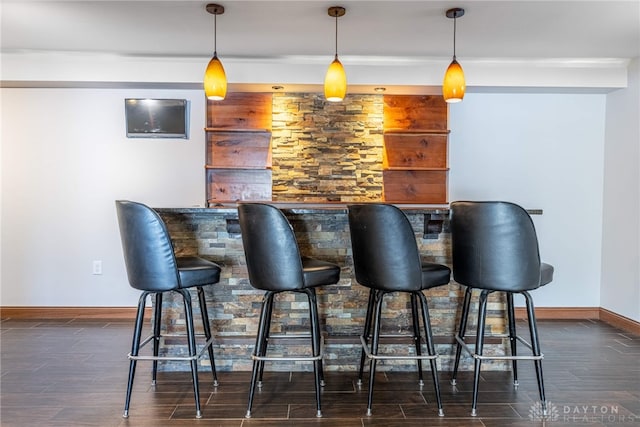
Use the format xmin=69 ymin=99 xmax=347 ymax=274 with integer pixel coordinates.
xmin=154 ymin=202 xmax=542 ymax=215
xmin=155 ymin=202 xmax=450 ymax=213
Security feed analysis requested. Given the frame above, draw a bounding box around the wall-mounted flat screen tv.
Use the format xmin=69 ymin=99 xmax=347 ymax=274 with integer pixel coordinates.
xmin=125 ymin=98 xmax=189 ymax=139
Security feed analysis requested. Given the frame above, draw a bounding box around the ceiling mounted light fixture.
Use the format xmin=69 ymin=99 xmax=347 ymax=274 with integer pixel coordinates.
xmin=443 ymin=7 xmax=465 ymax=103
xmin=324 ymin=6 xmax=347 ymax=102
xmin=204 ymin=3 xmax=227 ymax=101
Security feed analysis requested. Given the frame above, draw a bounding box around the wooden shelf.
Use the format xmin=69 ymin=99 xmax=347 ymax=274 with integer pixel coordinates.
xmin=206 ymin=92 xmax=272 ymax=130
xmin=382 ymin=170 xmax=448 ymax=204
xmin=206 ymin=131 xmax=272 ymax=169
xmin=206 ymin=169 xmax=272 ymax=202
xmin=383 ymin=95 xmax=448 ymax=132
xmin=205 ymin=165 xmax=272 ymax=170
xmin=384 ymin=167 xmax=449 ymax=171
xmin=383 ymin=132 xmax=448 ymax=170
xmin=205 ymin=128 xmax=271 ymax=133
xmin=384 ymin=129 xmax=450 ymax=135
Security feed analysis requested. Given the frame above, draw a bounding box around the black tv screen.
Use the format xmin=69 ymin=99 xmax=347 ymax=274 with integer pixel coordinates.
xmin=125 ymin=98 xmax=189 ymax=139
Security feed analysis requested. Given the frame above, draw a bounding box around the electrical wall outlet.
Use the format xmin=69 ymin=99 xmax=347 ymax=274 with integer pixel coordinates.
xmin=92 ymin=260 xmax=102 ymax=275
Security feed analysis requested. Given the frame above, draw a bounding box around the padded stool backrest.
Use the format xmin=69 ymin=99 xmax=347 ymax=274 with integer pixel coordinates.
xmin=450 ymin=201 xmax=542 ymax=292
xmin=238 ymin=203 xmax=305 ymax=291
xmin=115 ymin=200 xmax=180 ymax=292
xmin=348 ymin=204 xmax=423 ymax=291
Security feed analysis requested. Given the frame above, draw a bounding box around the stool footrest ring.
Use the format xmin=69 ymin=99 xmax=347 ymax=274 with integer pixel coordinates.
xmin=360 ymin=336 xmax=438 ymax=361
xmin=128 ymin=334 xmax=215 ymax=362
xmin=455 ymin=334 xmax=544 ymax=361
xmin=251 ymin=335 xmax=324 ymax=362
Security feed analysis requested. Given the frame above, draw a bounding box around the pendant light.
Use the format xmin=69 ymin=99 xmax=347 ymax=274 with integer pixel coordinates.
xmin=443 ymin=8 xmax=465 ymax=103
xmin=204 ymin=3 xmax=227 ymax=101
xmin=324 ymin=6 xmax=347 ymax=102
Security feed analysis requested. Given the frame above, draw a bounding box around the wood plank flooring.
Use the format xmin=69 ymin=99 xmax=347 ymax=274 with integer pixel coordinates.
xmin=1 ymin=318 xmax=638 ymax=426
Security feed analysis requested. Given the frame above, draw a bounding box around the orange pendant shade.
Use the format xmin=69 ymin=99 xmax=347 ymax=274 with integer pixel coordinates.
xmin=443 ymin=58 xmax=465 ymax=103
xmin=324 ymin=57 xmax=347 ymax=102
xmin=204 ymin=55 xmax=227 ymax=101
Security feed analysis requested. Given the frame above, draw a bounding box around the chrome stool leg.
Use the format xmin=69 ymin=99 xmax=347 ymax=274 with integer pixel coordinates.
xmin=306 ymin=288 xmax=323 ymax=417
xmin=418 ymin=291 xmax=444 ymax=416
xmin=123 ymin=292 xmax=149 ymax=418
xmin=366 ymin=290 xmax=385 ymax=417
xmin=451 ymin=286 xmax=472 ymax=386
xmin=507 ymin=292 xmax=519 ymax=387
xmin=197 ymin=287 xmax=219 ymax=387
xmin=246 ymin=291 xmax=273 ymax=418
xmin=151 ymin=293 xmax=162 ymax=386
xmin=179 ymin=289 xmax=202 ymax=419
xmin=471 ymin=290 xmax=490 ymax=417
xmin=410 ymin=293 xmax=424 ymax=386
xmin=357 ymin=289 xmax=376 ymax=386
xmin=524 ymin=291 xmax=547 ymax=415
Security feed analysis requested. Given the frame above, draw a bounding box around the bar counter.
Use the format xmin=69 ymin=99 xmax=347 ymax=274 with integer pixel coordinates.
xmin=155 ymin=203 xmax=515 ymax=372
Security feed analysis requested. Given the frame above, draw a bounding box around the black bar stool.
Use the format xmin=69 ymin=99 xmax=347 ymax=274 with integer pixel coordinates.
xmin=347 ymin=203 xmax=451 ymax=417
xmin=237 ymin=203 xmax=341 ymax=418
xmin=115 ymin=200 xmax=221 ymax=419
xmin=449 ymin=200 xmax=554 ymax=417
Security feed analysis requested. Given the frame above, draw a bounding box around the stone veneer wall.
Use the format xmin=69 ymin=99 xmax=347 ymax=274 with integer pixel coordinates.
xmin=271 ymin=93 xmax=384 ymax=202
xmin=158 ymin=208 xmax=510 ymax=373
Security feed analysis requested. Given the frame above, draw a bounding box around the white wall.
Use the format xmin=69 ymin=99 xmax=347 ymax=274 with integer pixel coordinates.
xmin=449 ymin=92 xmax=607 ymax=308
xmin=1 ymin=88 xmax=207 ymax=306
xmin=602 ymin=59 xmax=640 ymax=322
xmin=1 ymin=87 xmax=612 ymax=309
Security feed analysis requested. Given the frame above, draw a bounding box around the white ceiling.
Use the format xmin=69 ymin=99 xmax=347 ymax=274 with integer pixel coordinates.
xmin=2 ymin=0 xmax=639 ymax=62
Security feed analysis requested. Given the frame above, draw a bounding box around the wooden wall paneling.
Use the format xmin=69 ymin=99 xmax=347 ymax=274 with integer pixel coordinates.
xmin=207 ymin=92 xmax=273 ymax=130
xmin=382 ymin=170 xmax=448 ymax=203
xmin=382 ymin=95 xmax=449 ymax=203
xmin=206 ymin=169 xmax=272 ymax=203
xmin=206 ymin=131 xmax=272 ymax=169
xmin=383 ymin=133 xmax=449 ymax=170
xmin=383 ymin=95 xmax=448 ymax=131
xmin=205 ymin=93 xmax=273 ymax=205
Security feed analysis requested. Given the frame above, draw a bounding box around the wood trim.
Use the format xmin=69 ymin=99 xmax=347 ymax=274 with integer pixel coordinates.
xmin=384 ymin=167 xmax=450 ymax=171
xmin=514 ymin=306 xmax=640 ymax=335
xmin=514 ymin=307 xmax=600 ymax=320
xmin=0 ymin=306 xmax=149 ymax=320
xmin=599 ymin=308 xmax=640 ymax=335
xmin=383 ymin=129 xmax=451 ymax=135
xmin=3 ymin=306 xmax=638 ymax=335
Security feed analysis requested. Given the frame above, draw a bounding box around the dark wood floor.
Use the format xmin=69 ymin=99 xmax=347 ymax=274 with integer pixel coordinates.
xmin=1 ymin=318 xmax=638 ymax=426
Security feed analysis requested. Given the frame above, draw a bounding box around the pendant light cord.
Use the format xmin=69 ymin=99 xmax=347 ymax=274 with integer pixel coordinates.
xmin=452 ymin=16 xmax=457 ymax=60
xmin=334 ymin=13 xmax=339 ymax=59
xmin=214 ymin=13 xmax=218 ymax=56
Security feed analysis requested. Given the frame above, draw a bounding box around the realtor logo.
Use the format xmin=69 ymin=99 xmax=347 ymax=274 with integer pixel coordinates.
xmin=529 ymin=401 xmax=560 ymax=421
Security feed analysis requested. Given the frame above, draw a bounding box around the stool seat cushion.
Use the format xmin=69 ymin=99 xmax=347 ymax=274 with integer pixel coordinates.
xmin=302 ymin=256 xmax=341 ymax=288
xmin=540 ymin=262 xmax=554 ymax=287
xmin=177 ymin=256 xmax=222 ymax=289
xmin=421 ymin=262 xmax=452 ymax=290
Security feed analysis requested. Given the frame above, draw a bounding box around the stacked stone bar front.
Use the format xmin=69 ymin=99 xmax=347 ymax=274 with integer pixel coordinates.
xmin=157 ymin=205 xmax=510 ymax=372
